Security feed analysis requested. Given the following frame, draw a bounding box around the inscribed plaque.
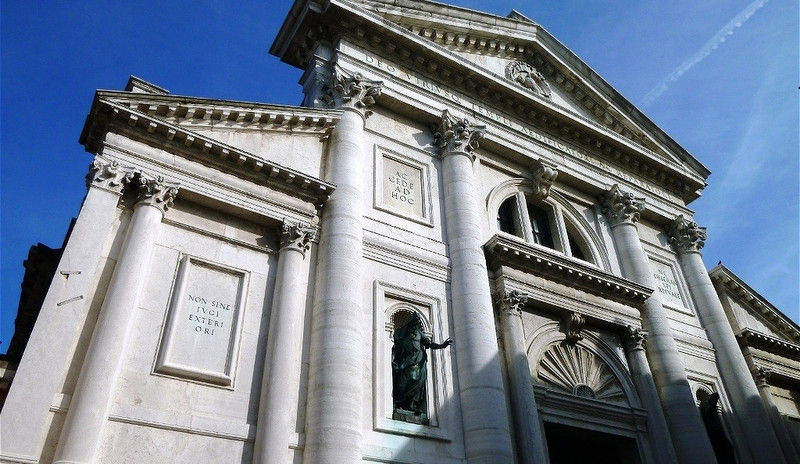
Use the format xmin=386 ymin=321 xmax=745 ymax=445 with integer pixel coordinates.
xmin=382 ymin=156 xmax=424 ymax=218
xmin=155 ymin=256 xmax=248 ymax=386
xmin=650 ymin=260 xmax=685 ymax=309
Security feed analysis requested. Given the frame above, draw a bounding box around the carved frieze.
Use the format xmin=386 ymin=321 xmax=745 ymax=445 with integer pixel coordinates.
xmin=86 ymin=159 xmax=135 ymax=194
xmin=668 ymin=215 xmax=707 ymax=253
xmin=280 ymin=220 xmax=316 ymax=256
xmin=505 ymin=61 xmax=551 ymax=98
xmin=135 ymin=175 xmax=179 ymax=214
xmin=433 ymin=109 xmax=486 ymax=158
xmin=600 ymin=184 xmax=645 ymax=226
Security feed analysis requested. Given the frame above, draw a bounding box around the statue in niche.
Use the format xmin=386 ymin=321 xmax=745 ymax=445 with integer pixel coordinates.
xmin=699 ymin=392 xmax=737 ymax=464
xmin=391 ymin=312 xmax=452 ymax=424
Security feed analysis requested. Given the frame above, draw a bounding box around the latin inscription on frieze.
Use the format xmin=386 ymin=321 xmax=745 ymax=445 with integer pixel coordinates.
xmin=650 ymin=260 xmax=686 ymax=310
xmin=383 ymin=156 xmax=424 ymax=218
xmin=155 ymin=256 xmax=248 ymax=386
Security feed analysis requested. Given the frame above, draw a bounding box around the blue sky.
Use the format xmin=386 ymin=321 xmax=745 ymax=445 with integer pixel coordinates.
xmin=1 ymin=0 xmax=797 ymax=351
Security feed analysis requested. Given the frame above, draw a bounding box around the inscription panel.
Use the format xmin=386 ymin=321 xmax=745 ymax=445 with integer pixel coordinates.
xmin=649 ymin=259 xmax=686 ymax=310
xmin=374 ymin=147 xmax=432 ymax=226
xmin=155 ymin=255 xmax=248 ymax=387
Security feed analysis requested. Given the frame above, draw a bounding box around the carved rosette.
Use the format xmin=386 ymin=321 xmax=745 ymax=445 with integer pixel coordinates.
xmin=532 ymin=161 xmax=558 ymax=199
xmin=434 ymin=109 xmax=486 ymax=159
xmin=563 ymin=312 xmax=586 ymax=345
xmin=752 ymin=366 xmax=771 ymax=388
xmin=330 ymin=71 xmax=383 ymax=118
xmin=135 ymin=175 xmax=179 ymax=214
xmin=86 ymin=159 xmax=135 ymax=194
xmin=622 ymin=325 xmax=648 ymax=352
xmin=279 ymin=220 xmax=316 ymax=256
xmin=505 ymin=61 xmax=551 ymax=98
xmin=600 ymin=184 xmax=645 ymax=226
xmin=500 ymin=289 xmax=528 ymax=317
xmin=668 ymin=215 xmax=707 ymax=254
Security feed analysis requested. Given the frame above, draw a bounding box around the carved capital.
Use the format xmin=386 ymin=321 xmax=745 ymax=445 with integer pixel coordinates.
xmin=500 ymin=290 xmax=528 ymax=317
xmin=600 ymin=184 xmax=644 ymax=226
xmin=135 ymin=175 xmax=179 ymax=214
xmin=563 ymin=312 xmax=586 ymax=345
xmin=279 ymin=220 xmax=315 ymax=256
xmin=532 ymin=160 xmax=558 ymax=199
xmin=505 ymin=61 xmax=551 ymax=98
xmin=752 ymin=366 xmax=771 ymax=388
xmin=330 ymin=71 xmax=383 ymax=118
xmin=668 ymin=215 xmax=707 ymax=253
xmin=86 ymin=159 xmax=135 ymax=194
xmin=622 ymin=325 xmax=648 ymax=351
xmin=434 ymin=109 xmax=486 ymax=159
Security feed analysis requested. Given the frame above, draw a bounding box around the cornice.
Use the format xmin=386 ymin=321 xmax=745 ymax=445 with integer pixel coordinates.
xmin=738 ymin=329 xmax=800 ymax=359
xmin=484 ymin=234 xmax=652 ymax=307
xmin=271 ymin=0 xmax=708 ymax=203
xmin=80 ymin=94 xmax=336 ymax=207
xmin=710 ymin=264 xmax=800 ymax=344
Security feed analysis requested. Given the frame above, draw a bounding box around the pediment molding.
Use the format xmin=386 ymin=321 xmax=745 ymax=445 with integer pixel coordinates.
xmin=484 ymin=234 xmax=652 ymax=307
xmin=80 ymin=94 xmax=336 ymax=207
xmin=273 ymin=0 xmax=708 ymax=202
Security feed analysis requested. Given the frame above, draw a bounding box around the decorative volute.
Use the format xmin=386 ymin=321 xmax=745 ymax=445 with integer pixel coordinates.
xmin=623 ymin=325 xmax=648 ymax=352
xmin=599 ymin=184 xmax=645 ymax=226
xmin=330 ymin=71 xmax=383 ymax=118
xmin=433 ymin=109 xmax=486 ymax=159
xmin=135 ymin=175 xmax=179 ymax=214
xmin=668 ymin=214 xmax=707 ymax=253
xmin=500 ymin=290 xmax=528 ymax=317
xmin=86 ymin=159 xmax=135 ymax=194
xmin=280 ymin=220 xmax=316 ymax=256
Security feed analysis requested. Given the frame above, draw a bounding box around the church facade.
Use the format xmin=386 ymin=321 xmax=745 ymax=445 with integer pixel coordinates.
xmin=1 ymin=1 xmax=798 ymax=463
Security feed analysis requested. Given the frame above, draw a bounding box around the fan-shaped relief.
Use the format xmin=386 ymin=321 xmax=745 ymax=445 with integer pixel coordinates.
xmin=506 ymin=60 xmax=552 ymax=98
xmin=538 ymin=343 xmax=628 ymax=405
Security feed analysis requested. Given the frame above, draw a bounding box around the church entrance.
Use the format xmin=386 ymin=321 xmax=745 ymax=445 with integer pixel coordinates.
xmin=544 ymin=421 xmax=641 ymax=464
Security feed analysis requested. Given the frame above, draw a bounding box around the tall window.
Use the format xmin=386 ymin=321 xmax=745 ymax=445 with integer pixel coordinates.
xmin=528 ymin=203 xmax=553 ymax=248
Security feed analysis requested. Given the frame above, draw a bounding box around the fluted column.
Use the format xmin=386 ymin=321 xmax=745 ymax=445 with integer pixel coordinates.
xmin=622 ymin=326 xmax=679 ymax=464
xmin=669 ymin=216 xmax=787 ymax=464
xmin=435 ymin=110 xmax=515 ymax=463
xmin=54 ymin=174 xmax=178 ymax=464
xmin=302 ymin=72 xmax=382 ymax=464
xmin=254 ymin=221 xmax=315 ymax=464
xmin=498 ymin=291 xmax=547 ymax=464
xmin=599 ymin=185 xmax=716 ymax=464
xmin=752 ymin=368 xmax=800 ymax=462
xmin=0 ymin=159 xmax=134 ymax=461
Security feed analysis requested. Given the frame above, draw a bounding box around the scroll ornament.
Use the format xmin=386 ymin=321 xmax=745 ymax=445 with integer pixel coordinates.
xmin=433 ymin=109 xmax=486 ymax=157
xmin=600 ymin=184 xmax=645 ymax=226
xmin=668 ymin=214 xmax=707 ymax=253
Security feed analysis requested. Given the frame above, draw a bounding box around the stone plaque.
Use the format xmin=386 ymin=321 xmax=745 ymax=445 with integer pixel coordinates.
xmin=155 ymin=256 xmax=248 ymax=386
xmin=382 ymin=156 xmax=424 ymax=219
xmin=650 ymin=260 xmax=685 ymax=309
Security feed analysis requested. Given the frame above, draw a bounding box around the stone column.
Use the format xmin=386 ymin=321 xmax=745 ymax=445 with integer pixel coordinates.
xmin=599 ymin=185 xmax=716 ymax=464
xmin=622 ymin=326 xmax=679 ymax=464
xmin=753 ymin=368 xmax=800 ymax=462
xmin=435 ymin=110 xmax=515 ymax=463
xmin=669 ymin=216 xmax=787 ymax=464
xmin=254 ymin=221 xmax=315 ymax=464
xmin=0 ymin=159 xmax=134 ymax=461
xmin=302 ymin=72 xmax=382 ymax=464
xmin=498 ymin=291 xmax=548 ymax=464
xmin=53 ymin=174 xmax=178 ymax=464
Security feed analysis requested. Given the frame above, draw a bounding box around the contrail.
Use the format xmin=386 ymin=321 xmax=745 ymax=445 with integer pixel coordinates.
xmin=641 ymin=0 xmax=770 ymax=107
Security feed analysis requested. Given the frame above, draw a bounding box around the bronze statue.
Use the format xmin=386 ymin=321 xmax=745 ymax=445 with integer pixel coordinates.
xmin=391 ymin=312 xmax=452 ymax=423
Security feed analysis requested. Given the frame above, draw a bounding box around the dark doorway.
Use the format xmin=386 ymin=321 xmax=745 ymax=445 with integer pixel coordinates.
xmin=544 ymin=421 xmax=641 ymax=464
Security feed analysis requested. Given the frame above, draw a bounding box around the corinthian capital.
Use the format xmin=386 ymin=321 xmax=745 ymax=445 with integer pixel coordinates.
xmin=331 ymin=71 xmax=383 ymax=118
xmin=86 ymin=159 xmax=135 ymax=194
xmin=135 ymin=174 xmax=179 ymax=214
xmin=668 ymin=215 xmax=707 ymax=253
xmin=600 ymin=184 xmax=644 ymax=226
xmin=434 ymin=109 xmax=486 ymax=159
xmin=752 ymin=366 xmax=771 ymax=388
xmin=500 ymin=290 xmax=528 ymax=317
xmin=532 ymin=160 xmax=558 ymax=199
xmin=280 ymin=220 xmax=316 ymax=256
xmin=622 ymin=325 xmax=648 ymax=351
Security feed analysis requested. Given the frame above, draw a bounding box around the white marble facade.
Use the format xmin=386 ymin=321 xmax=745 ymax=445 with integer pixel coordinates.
xmin=2 ymin=1 xmax=798 ymax=463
